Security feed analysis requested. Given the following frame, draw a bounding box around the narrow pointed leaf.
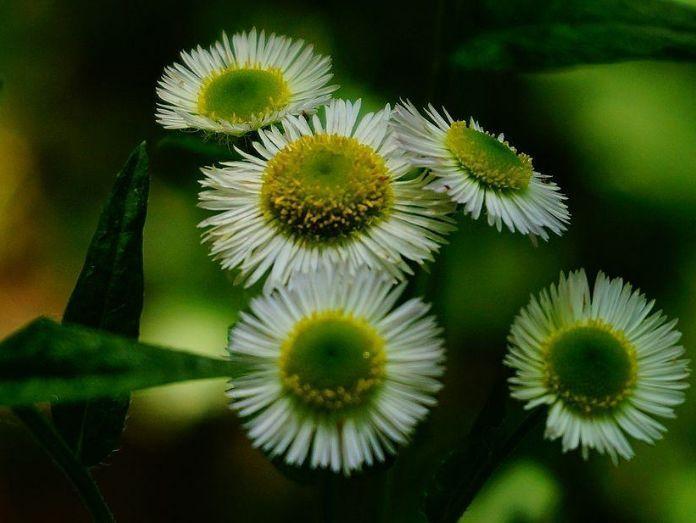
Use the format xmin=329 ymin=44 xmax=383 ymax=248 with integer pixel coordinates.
xmin=0 ymin=318 xmax=240 ymax=405
xmin=51 ymin=142 xmax=149 ymax=466
xmin=453 ymin=0 xmax=696 ymax=71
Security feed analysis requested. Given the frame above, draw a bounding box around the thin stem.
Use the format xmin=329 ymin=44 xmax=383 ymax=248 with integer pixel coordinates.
xmin=321 ymin=474 xmax=338 ymax=523
xmin=457 ymin=408 xmax=545 ymax=515
xmin=378 ymin=467 xmax=393 ymax=523
xmin=428 ymin=370 xmax=545 ymax=523
xmin=13 ymin=406 xmax=115 ymax=523
xmin=428 ymin=0 xmax=448 ymax=100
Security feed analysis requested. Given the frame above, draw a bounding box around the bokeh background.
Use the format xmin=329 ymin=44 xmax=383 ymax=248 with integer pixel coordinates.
xmin=1 ymin=0 xmax=695 ymax=521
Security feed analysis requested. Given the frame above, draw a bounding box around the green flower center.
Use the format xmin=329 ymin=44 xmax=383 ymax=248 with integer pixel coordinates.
xmin=197 ymin=67 xmax=290 ymax=123
xmin=444 ymin=121 xmax=533 ymax=190
xmin=545 ymin=321 xmax=637 ymax=415
xmin=280 ymin=312 xmax=386 ymax=411
xmin=261 ymin=134 xmax=393 ymax=243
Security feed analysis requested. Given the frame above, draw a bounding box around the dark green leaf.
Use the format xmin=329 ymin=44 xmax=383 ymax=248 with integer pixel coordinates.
xmin=51 ymin=142 xmax=149 ymax=466
xmin=423 ymin=373 xmax=543 ymax=523
xmin=453 ymin=0 xmax=696 ymax=71
xmin=0 ymin=318 xmax=241 ymax=406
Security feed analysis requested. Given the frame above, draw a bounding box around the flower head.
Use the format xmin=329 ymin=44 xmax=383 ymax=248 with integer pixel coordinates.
xmin=392 ymin=101 xmax=569 ymax=240
xmin=199 ymin=99 xmax=455 ymax=291
xmin=156 ymin=29 xmax=337 ymax=136
xmin=505 ymin=270 xmax=689 ymax=462
xmin=227 ymin=266 xmax=445 ymax=474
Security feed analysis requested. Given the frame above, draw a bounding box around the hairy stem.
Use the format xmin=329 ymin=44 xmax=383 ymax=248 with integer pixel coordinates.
xmin=13 ymin=406 xmax=115 ymax=523
xmin=428 ymin=0 xmax=448 ymax=99
xmin=455 ymin=407 xmax=545 ymax=516
xmin=321 ymin=475 xmax=338 ymax=523
xmin=426 ymin=370 xmax=546 ymax=523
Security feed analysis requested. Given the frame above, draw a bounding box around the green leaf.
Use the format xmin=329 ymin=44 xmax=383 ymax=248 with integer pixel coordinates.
xmin=0 ymin=318 xmax=241 ymax=406
xmin=423 ymin=374 xmax=543 ymax=523
xmin=51 ymin=142 xmax=149 ymax=466
xmin=453 ymin=0 xmax=696 ymax=71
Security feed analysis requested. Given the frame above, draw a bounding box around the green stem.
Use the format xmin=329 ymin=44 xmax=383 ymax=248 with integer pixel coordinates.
xmin=13 ymin=406 xmax=115 ymax=523
xmin=433 ymin=372 xmax=545 ymax=523
xmin=456 ymin=408 xmax=545 ymax=516
xmin=321 ymin=475 xmax=338 ymax=523
xmin=428 ymin=0 xmax=448 ymax=100
xmin=378 ymin=468 xmax=393 ymax=523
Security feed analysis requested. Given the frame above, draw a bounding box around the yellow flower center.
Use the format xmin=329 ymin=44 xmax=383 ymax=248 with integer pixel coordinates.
xmin=261 ymin=134 xmax=393 ymax=243
xmin=444 ymin=121 xmax=533 ymax=190
xmin=544 ymin=320 xmax=638 ymax=415
xmin=279 ymin=311 xmax=386 ymax=411
xmin=197 ymin=66 xmax=291 ymax=123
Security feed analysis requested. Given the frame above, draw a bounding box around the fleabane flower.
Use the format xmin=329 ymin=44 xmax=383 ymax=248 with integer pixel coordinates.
xmin=199 ymin=99 xmax=455 ymax=291
xmin=156 ymin=29 xmax=337 ymax=136
xmin=227 ymin=266 xmax=445 ymax=475
xmin=392 ymin=101 xmax=569 ymax=240
xmin=505 ymin=270 xmax=689 ymax=462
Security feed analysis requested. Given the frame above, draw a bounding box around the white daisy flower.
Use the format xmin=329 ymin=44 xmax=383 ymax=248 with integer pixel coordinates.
xmin=199 ymin=99 xmax=455 ymax=291
xmin=156 ymin=29 xmax=337 ymax=136
xmin=227 ymin=266 xmax=445 ymax=475
xmin=392 ymin=100 xmax=570 ymax=240
xmin=505 ymin=269 xmax=689 ymax=462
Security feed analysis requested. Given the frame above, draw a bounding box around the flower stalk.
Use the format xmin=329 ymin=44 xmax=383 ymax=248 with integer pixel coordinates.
xmin=13 ymin=406 xmax=114 ymax=523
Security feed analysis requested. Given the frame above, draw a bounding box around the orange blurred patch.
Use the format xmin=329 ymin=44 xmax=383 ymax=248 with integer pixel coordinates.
xmin=0 ymin=127 xmax=64 ymax=335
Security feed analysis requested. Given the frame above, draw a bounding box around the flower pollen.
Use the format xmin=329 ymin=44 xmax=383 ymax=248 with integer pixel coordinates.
xmin=261 ymin=134 xmax=393 ymax=243
xmin=444 ymin=121 xmax=533 ymax=191
xmin=197 ymin=66 xmax=291 ymax=123
xmin=279 ymin=311 xmax=386 ymax=411
xmin=544 ymin=320 xmax=638 ymax=415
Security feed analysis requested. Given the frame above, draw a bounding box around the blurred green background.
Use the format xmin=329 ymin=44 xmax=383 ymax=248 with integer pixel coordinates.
xmin=1 ymin=0 xmax=695 ymax=521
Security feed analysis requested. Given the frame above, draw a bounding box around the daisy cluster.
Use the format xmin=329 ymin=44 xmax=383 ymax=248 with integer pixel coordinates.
xmin=156 ymin=29 xmax=688 ymax=474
